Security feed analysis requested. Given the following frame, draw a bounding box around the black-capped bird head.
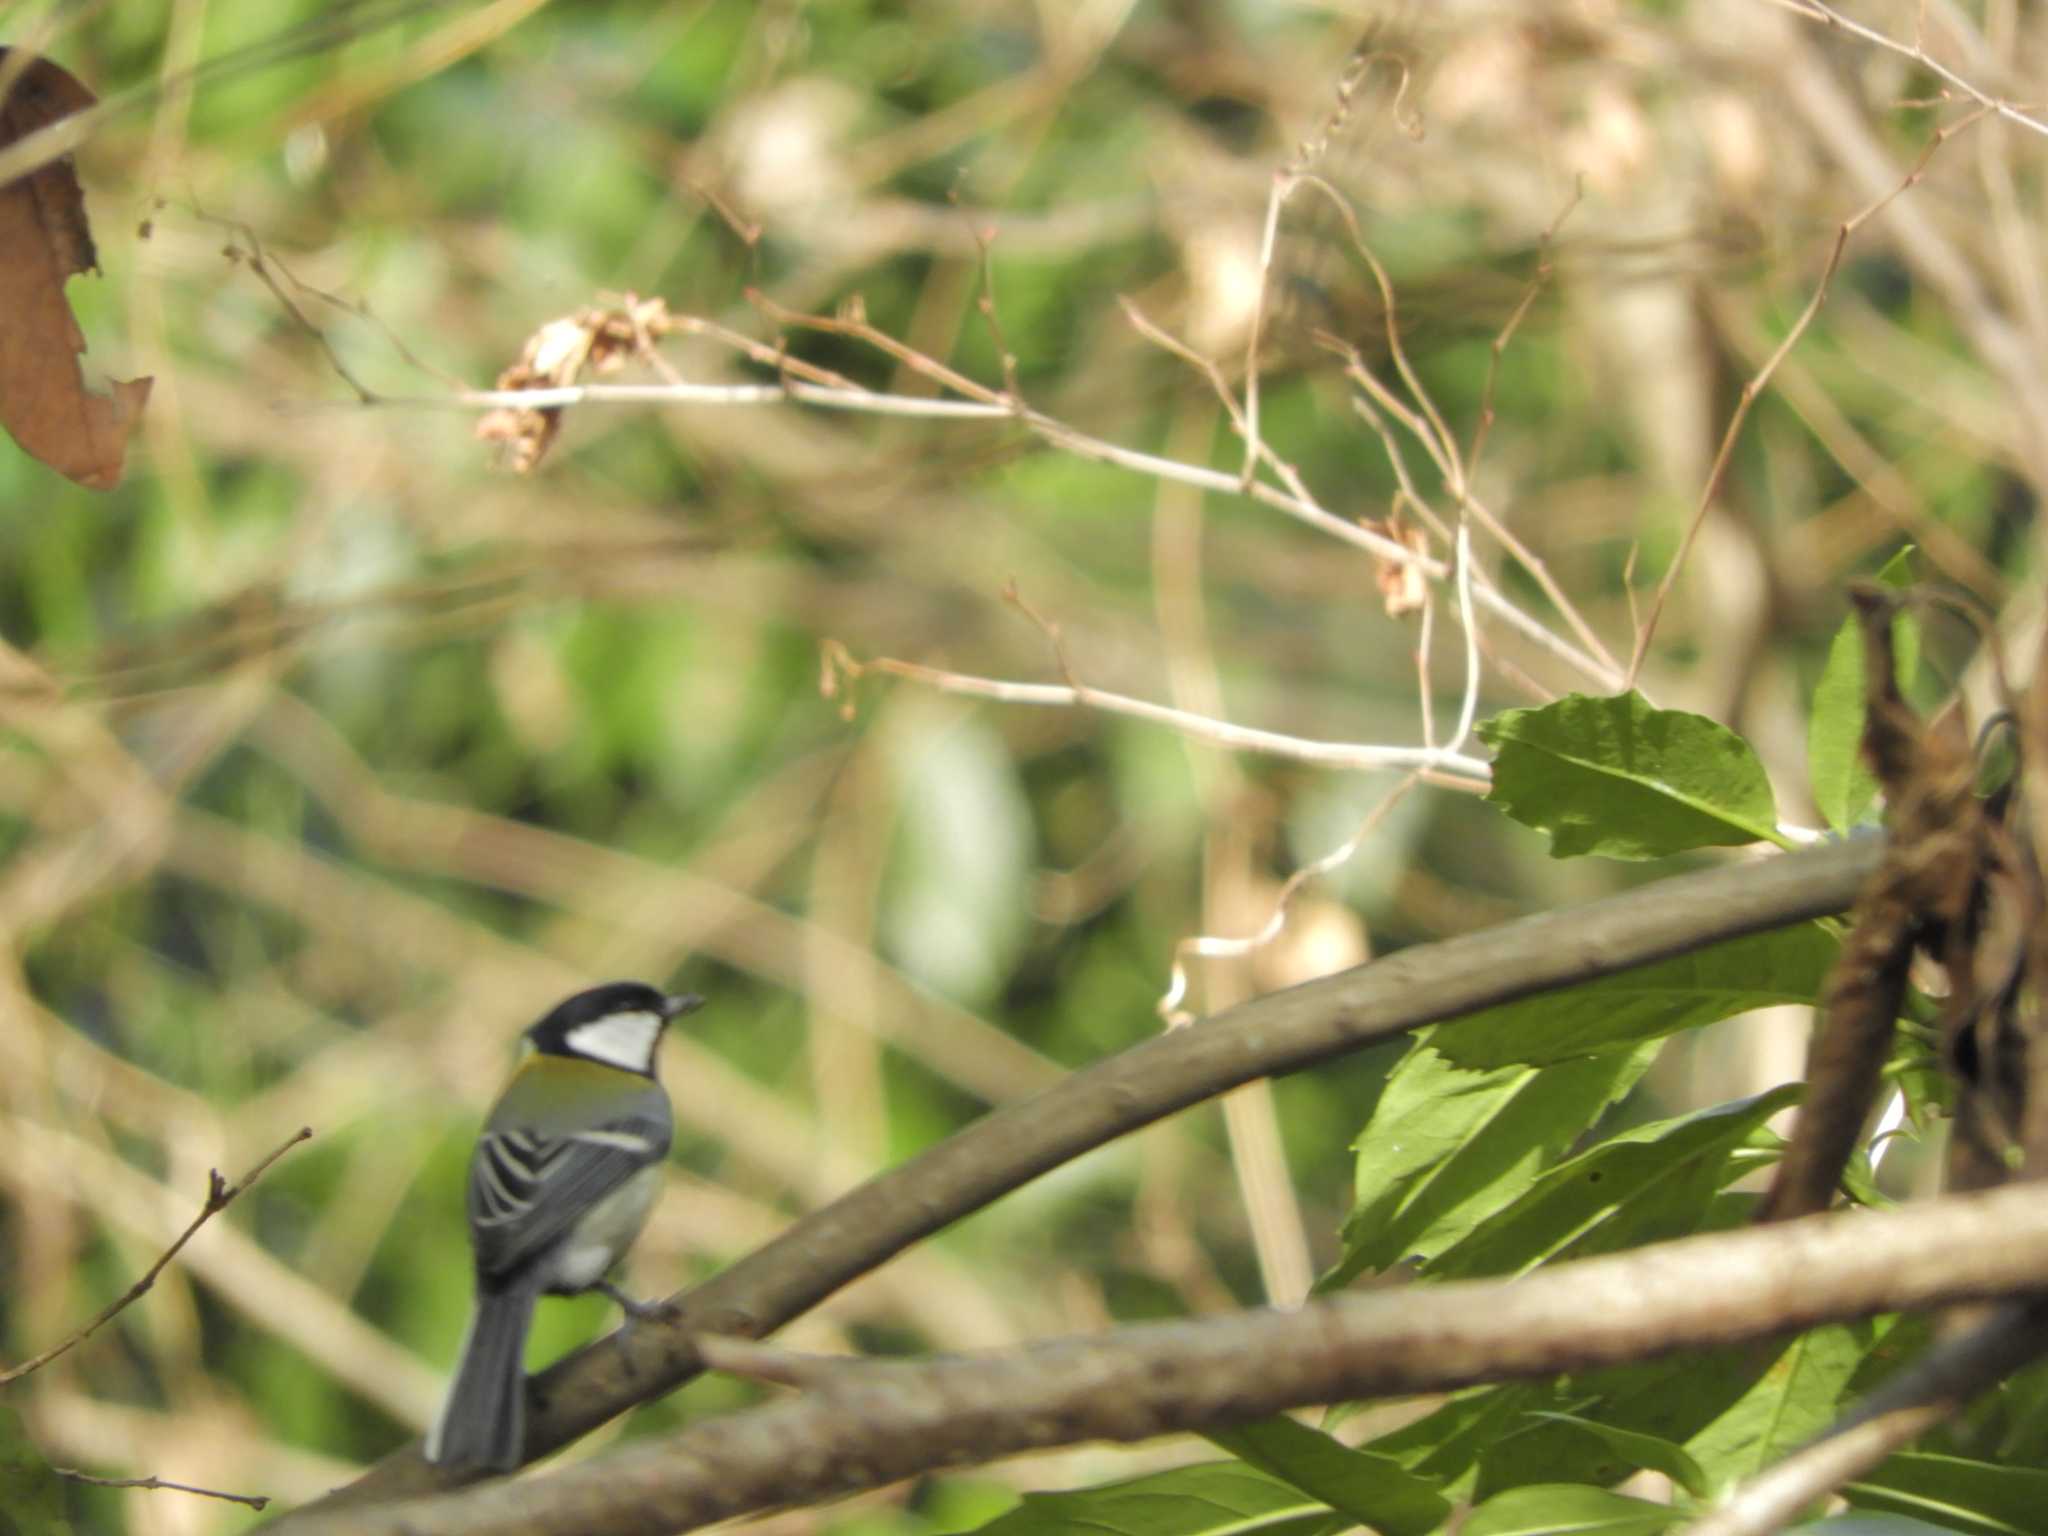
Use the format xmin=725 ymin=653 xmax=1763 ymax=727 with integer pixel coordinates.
xmin=525 ymin=982 xmax=705 ymax=1076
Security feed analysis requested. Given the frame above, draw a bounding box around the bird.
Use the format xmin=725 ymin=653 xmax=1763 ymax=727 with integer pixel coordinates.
xmin=425 ymin=981 xmax=704 ymax=1472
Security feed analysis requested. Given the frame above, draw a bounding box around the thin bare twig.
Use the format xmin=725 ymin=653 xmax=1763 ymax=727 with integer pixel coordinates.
xmin=1765 ymin=0 xmax=2048 ymax=139
xmin=1157 ymin=774 xmax=1420 ymax=1026
xmin=55 ymin=1467 xmax=273 ymax=1512
xmin=381 ymin=292 xmax=1617 ymax=692
xmin=819 ymin=639 xmax=1490 ymax=780
xmin=746 ymin=293 xmax=1618 ymax=688
xmin=1628 ymin=103 xmax=1991 ymax=683
xmin=1241 ymin=37 xmax=1420 ymax=485
xmin=0 ymin=1126 xmax=313 ymax=1384
xmin=1300 ymin=178 xmax=1621 ymax=686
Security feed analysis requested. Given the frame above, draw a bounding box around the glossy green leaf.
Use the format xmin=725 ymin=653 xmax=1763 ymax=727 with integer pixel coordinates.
xmin=1206 ymin=1418 xmax=1450 ymax=1536
xmin=1431 ymin=925 xmax=1838 ymax=1068
xmin=1809 ymin=547 xmax=1920 ymax=833
xmin=966 ymin=1462 xmax=1348 ymax=1536
xmin=1461 ymin=1484 xmax=1680 ymax=1536
xmin=1329 ymin=1041 xmax=1658 ymax=1284
xmin=1479 ymin=692 xmax=1781 ymax=859
xmin=1430 ymin=1085 xmax=1797 ymax=1281
xmin=1849 ymin=1452 xmax=2048 ymax=1536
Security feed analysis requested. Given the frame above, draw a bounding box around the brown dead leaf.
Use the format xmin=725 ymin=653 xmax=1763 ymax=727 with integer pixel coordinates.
xmin=1366 ymin=515 xmax=1431 ymax=616
xmin=0 ymin=48 xmax=151 ymax=490
xmin=477 ymin=294 xmax=673 ymax=473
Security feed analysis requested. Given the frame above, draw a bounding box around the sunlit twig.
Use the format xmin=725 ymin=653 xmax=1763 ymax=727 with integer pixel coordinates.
xmin=819 ymin=641 xmax=1490 ymax=780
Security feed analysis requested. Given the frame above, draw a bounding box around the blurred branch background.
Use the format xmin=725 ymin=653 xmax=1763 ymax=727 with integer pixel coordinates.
xmin=0 ymin=0 xmax=2040 ymax=1530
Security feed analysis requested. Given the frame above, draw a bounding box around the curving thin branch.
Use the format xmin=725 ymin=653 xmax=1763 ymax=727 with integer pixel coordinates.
xmin=0 ymin=1126 xmax=312 ymax=1385
xmin=55 ymin=1468 xmax=272 ymax=1512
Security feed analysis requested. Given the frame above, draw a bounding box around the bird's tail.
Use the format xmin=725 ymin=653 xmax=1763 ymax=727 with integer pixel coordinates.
xmin=425 ymin=1283 xmax=540 ymax=1472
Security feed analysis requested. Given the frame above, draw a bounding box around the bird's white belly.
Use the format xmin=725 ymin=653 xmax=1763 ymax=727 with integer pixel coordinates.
xmin=541 ymin=1164 xmax=661 ymax=1293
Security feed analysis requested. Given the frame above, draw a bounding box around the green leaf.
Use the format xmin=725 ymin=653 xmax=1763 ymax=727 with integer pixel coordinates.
xmin=1797 ymin=1518 xmax=1980 ymax=1536
xmin=1366 ymin=1384 xmax=1544 ymax=1498
xmin=1687 ymin=1321 xmax=1883 ymax=1489
xmin=1809 ymin=547 xmax=1920 ymax=833
xmin=1848 ymin=1452 xmax=2048 ymax=1536
xmin=1205 ymin=1419 xmax=1450 ymax=1536
xmin=1474 ymin=1362 xmax=1740 ymax=1498
xmin=1431 ymin=925 xmax=1839 ymax=1068
xmin=1479 ymin=692 xmax=1781 ymax=859
xmin=1429 ymin=1085 xmax=1799 ymax=1280
xmin=1461 ymin=1484 xmax=1681 ymax=1536
xmin=1328 ymin=1041 xmax=1658 ymax=1284
xmin=1474 ymin=1324 xmax=1883 ymax=1501
xmin=965 ymin=1462 xmax=1349 ymax=1536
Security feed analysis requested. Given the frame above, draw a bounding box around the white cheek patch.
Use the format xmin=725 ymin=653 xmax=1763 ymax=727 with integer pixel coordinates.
xmin=563 ymin=1010 xmax=665 ymax=1072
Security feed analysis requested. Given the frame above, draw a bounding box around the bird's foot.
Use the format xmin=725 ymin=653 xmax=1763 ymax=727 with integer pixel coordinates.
xmin=597 ymin=1280 xmax=681 ymax=1325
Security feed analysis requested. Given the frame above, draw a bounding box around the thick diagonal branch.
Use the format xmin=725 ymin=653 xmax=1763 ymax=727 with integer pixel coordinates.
xmin=276 ymin=835 xmax=1880 ymax=1519
xmin=281 ymin=1181 xmax=2048 ymax=1536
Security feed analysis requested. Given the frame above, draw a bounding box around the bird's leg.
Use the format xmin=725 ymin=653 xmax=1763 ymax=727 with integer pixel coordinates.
xmin=597 ymin=1279 xmax=683 ymax=1379
xmin=596 ymin=1280 xmax=680 ymax=1324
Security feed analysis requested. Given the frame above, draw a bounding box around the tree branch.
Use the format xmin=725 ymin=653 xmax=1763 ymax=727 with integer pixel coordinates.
xmin=273 ymin=835 xmax=1881 ymax=1519
xmin=54 ymin=1468 xmax=272 ymax=1512
xmin=278 ymin=1180 xmax=2048 ymax=1536
xmin=0 ymin=1125 xmax=312 ymax=1384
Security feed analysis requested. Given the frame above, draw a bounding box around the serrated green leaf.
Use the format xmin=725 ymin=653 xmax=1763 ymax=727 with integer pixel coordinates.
xmin=1809 ymin=548 xmax=1919 ymax=833
xmin=1429 ymin=1086 xmax=1799 ymax=1281
xmin=1479 ymin=692 xmax=1781 ymax=859
xmin=1848 ymin=1452 xmax=2048 ymax=1536
xmin=1205 ymin=1418 xmax=1450 ymax=1536
xmin=1461 ymin=1484 xmax=1681 ymax=1536
xmin=1430 ymin=924 xmax=1838 ymax=1069
xmin=1328 ymin=1041 xmax=1658 ymax=1284
xmin=1520 ymin=1413 xmax=1711 ymax=1502
xmin=966 ymin=1462 xmax=1349 ymax=1536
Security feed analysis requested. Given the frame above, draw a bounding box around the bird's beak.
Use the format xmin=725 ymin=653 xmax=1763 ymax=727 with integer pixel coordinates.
xmin=662 ymin=993 xmax=707 ymax=1022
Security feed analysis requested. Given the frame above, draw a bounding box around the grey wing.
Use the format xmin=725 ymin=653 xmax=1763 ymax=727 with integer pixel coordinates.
xmin=467 ymin=1102 xmax=671 ymax=1282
